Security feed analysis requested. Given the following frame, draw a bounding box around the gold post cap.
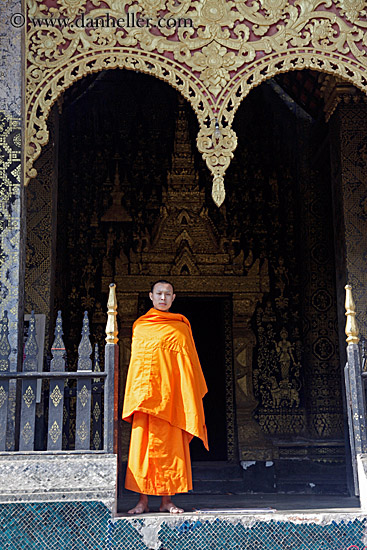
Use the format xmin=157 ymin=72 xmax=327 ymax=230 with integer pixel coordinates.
xmin=345 ymin=284 xmax=359 ymax=345
xmin=106 ymin=283 xmax=118 ymax=345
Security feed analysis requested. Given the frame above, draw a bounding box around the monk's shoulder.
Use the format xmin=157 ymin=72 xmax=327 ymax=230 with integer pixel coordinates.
xmin=177 ymin=313 xmax=191 ymax=328
xmin=133 ymin=313 xmax=148 ymax=325
xmin=178 ymin=313 xmax=191 ymax=330
xmin=131 ymin=313 xmax=148 ymax=334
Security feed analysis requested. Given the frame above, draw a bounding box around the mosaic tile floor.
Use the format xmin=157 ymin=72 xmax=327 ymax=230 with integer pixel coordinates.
xmin=0 ymin=499 xmax=366 ymax=550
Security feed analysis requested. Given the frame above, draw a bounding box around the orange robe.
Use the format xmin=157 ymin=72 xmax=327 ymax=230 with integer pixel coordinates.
xmin=122 ymin=307 xmax=208 ymax=495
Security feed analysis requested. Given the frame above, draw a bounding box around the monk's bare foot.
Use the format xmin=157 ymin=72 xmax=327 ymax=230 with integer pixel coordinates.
xmin=128 ymin=495 xmax=149 ymax=514
xmin=159 ymin=496 xmax=184 ymax=514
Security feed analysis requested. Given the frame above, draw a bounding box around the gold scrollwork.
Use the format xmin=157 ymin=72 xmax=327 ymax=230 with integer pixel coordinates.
xmin=23 ymin=386 xmax=35 ymax=408
xmin=0 ymin=361 xmax=8 ymax=372
xmin=49 ymin=421 xmax=62 ymax=443
xmin=93 ymin=431 xmax=101 ymax=450
xmin=50 ymin=385 xmax=63 ymax=407
xmin=77 ymin=420 xmax=88 ymax=442
xmin=26 ymin=1 xmax=367 ymax=206
xmin=93 ymin=402 xmax=101 ymax=422
xmin=22 ymin=422 xmax=33 ymax=444
xmin=78 ymin=385 xmax=89 ymax=407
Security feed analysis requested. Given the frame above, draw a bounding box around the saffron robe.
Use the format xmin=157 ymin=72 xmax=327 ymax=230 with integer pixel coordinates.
xmin=122 ymin=307 xmax=208 ymax=495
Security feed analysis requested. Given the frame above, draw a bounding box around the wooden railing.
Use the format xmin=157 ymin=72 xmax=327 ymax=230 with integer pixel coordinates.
xmin=0 ymin=283 xmax=118 ymax=453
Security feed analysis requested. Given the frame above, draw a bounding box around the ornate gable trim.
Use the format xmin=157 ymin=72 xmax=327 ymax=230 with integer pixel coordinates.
xmin=27 ymin=1 xmax=367 ymax=206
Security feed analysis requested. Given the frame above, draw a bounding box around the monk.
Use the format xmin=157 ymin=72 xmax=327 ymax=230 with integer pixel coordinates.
xmin=122 ymin=280 xmax=208 ymax=514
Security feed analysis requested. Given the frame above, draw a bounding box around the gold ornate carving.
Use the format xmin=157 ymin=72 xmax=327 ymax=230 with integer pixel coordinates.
xmin=50 ymin=385 xmax=63 ymax=407
xmin=26 ymin=1 xmax=367 ymax=205
xmin=22 ymin=422 xmax=33 ymax=444
xmin=345 ymin=284 xmax=359 ymax=345
xmin=23 ymin=386 xmax=35 ymax=408
xmin=93 ymin=430 xmax=101 ymax=450
xmin=337 ymin=0 xmax=366 ymax=23
xmin=93 ymin=402 xmax=101 ymax=423
xmin=0 ymin=387 xmax=7 ymax=409
xmin=49 ymin=421 xmax=62 ymax=443
xmin=0 ymin=361 xmax=8 ymax=372
xmin=78 ymin=385 xmax=89 ymax=407
xmin=77 ymin=420 xmax=88 ymax=442
xmin=268 ymin=378 xmax=300 ymax=408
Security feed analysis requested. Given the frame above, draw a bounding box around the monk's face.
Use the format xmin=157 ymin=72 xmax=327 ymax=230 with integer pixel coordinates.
xmin=149 ymin=283 xmax=176 ymax=311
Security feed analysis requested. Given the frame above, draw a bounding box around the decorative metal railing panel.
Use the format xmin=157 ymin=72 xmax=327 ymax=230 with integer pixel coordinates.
xmin=0 ymin=283 xmax=118 ymax=454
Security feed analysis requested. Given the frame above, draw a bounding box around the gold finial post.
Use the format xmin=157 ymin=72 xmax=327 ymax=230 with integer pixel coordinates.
xmin=345 ymin=284 xmax=360 ymax=345
xmin=106 ymin=283 xmax=118 ymax=345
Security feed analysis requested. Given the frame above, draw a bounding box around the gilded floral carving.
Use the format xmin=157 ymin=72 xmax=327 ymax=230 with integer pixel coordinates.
xmin=54 ymin=0 xmax=87 ymax=18
xmin=26 ymin=0 xmax=367 ymax=205
xmin=337 ymin=0 xmax=366 ymax=24
xmin=49 ymin=421 xmax=61 ymax=443
xmin=191 ymin=43 xmax=241 ymax=96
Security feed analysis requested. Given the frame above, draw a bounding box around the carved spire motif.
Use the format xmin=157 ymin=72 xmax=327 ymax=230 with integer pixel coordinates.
xmin=169 ymin=97 xmax=196 ymax=181
xmin=50 ymin=311 xmax=66 ymax=372
xmin=23 ymin=311 xmax=39 ymax=372
xmin=163 ymin=96 xmax=203 ymax=209
xmin=52 ymin=311 xmax=65 ymax=350
xmin=78 ymin=311 xmax=92 ymax=370
xmin=345 ymin=284 xmax=360 ymax=345
xmin=101 ymin=161 xmax=132 ymax=222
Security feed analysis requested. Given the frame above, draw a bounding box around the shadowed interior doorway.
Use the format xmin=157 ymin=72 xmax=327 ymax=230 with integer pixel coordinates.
xmin=140 ymin=295 xmax=231 ymax=462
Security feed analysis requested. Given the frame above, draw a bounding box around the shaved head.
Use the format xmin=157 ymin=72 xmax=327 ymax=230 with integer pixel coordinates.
xmin=149 ymin=280 xmax=176 ymax=311
xmin=150 ymin=279 xmax=175 ymax=294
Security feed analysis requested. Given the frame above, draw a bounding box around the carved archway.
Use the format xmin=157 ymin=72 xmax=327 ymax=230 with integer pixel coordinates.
xmin=27 ymin=1 xmax=367 ymax=206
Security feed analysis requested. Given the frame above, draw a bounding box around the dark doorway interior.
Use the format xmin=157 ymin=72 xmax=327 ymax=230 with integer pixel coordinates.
xmin=140 ymin=296 xmax=229 ymax=461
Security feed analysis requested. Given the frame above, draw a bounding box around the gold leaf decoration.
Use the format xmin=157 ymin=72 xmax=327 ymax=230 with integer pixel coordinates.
xmin=78 ymin=385 xmax=89 ymax=407
xmin=23 ymin=386 xmax=35 ymax=408
xmin=50 ymin=385 xmax=63 ymax=408
xmin=77 ymin=420 xmax=88 ymax=442
xmin=22 ymin=422 xmax=33 ymax=444
xmin=0 ymin=360 xmax=8 ymax=372
xmin=93 ymin=430 xmax=101 ymax=450
xmin=93 ymin=401 xmax=101 ymax=422
xmin=49 ymin=421 xmax=62 ymax=443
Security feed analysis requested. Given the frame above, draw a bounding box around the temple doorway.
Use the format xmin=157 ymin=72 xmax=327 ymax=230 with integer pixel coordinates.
xmin=140 ymin=295 xmax=232 ymax=461
xmin=174 ymin=297 xmax=229 ymax=461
